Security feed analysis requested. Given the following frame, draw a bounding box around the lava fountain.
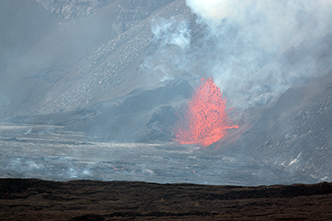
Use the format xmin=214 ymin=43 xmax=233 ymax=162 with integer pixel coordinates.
xmin=174 ymin=77 xmax=238 ymax=147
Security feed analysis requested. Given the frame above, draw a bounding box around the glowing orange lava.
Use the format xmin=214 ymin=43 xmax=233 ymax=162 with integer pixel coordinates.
xmin=174 ymin=77 xmax=238 ymax=147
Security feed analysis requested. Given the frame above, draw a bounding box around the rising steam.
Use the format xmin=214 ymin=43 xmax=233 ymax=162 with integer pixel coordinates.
xmin=183 ymin=0 xmax=332 ymax=109
xmin=151 ymin=17 xmax=191 ymax=50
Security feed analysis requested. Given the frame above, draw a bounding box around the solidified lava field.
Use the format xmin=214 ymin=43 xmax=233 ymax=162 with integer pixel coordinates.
xmin=0 ymin=122 xmax=314 ymax=186
xmin=2 ymin=71 xmax=332 ymax=186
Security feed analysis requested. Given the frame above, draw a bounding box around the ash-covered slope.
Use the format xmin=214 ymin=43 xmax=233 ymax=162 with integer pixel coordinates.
xmin=223 ymin=71 xmax=332 ymax=183
xmin=1 ymin=0 xmax=332 ymax=186
xmin=15 ymin=79 xmax=193 ymax=143
xmin=1 ymin=0 xmax=196 ymax=116
xmin=36 ymin=0 xmax=113 ymax=19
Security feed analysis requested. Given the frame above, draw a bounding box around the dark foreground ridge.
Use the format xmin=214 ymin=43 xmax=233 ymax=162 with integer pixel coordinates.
xmin=1 ymin=179 xmax=332 ymax=220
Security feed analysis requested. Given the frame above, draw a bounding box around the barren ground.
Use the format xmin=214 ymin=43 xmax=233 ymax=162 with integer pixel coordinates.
xmin=1 ymin=179 xmax=332 ymax=220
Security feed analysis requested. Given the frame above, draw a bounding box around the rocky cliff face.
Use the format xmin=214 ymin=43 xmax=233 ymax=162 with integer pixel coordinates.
xmin=1 ymin=0 xmax=332 ymax=186
xmin=1 ymin=0 xmax=188 ymax=116
xmin=36 ymin=0 xmax=113 ymax=19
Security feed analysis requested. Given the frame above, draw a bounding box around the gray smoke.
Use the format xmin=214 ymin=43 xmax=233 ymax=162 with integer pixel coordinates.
xmin=149 ymin=0 xmax=332 ymax=109
xmin=151 ymin=17 xmax=191 ymax=50
xmin=142 ymin=16 xmax=192 ymax=84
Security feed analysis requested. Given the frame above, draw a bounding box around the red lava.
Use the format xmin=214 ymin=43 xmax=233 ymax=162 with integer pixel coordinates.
xmin=113 ymin=167 xmax=127 ymax=171
xmin=174 ymin=77 xmax=238 ymax=147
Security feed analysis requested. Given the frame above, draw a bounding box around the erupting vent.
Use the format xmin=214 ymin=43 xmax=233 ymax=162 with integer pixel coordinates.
xmin=175 ymin=77 xmax=238 ymax=147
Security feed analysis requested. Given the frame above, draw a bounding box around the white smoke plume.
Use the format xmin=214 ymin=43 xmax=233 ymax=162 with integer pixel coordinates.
xmin=151 ymin=17 xmax=191 ymax=50
xmin=185 ymin=0 xmax=332 ymax=108
xmin=142 ymin=17 xmax=192 ymax=84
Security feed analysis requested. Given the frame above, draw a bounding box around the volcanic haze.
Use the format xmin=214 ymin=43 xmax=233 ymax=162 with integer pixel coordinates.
xmin=0 ymin=0 xmax=332 ymax=186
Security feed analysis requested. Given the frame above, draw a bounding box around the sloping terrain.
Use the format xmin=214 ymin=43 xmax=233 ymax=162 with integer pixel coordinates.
xmin=0 ymin=0 xmax=196 ymax=116
xmin=14 ymin=79 xmax=193 ymax=142
xmin=1 ymin=0 xmax=332 ymax=188
xmin=221 ymin=71 xmax=332 ymax=183
xmin=2 ymin=1 xmax=332 ymax=219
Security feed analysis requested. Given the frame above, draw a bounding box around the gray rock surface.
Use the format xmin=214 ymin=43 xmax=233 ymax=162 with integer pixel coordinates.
xmin=36 ymin=0 xmax=113 ymax=19
xmin=1 ymin=0 xmax=332 ymax=185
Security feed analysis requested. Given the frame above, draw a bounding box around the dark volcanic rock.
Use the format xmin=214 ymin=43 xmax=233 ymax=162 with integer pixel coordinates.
xmin=70 ymin=79 xmax=193 ymax=142
xmin=2 ymin=0 xmax=332 ymax=188
xmin=1 ymin=179 xmax=332 ymax=220
xmin=14 ymin=79 xmax=193 ymax=142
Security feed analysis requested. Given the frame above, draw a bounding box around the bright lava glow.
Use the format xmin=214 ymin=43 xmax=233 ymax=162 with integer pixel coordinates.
xmin=175 ymin=77 xmax=238 ymax=147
